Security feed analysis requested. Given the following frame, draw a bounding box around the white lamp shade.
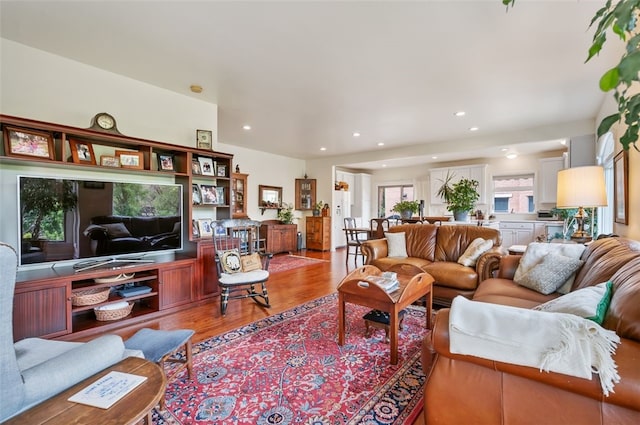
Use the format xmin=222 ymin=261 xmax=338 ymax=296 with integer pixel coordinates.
xmin=556 ymin=166 xmax=607 ymax=208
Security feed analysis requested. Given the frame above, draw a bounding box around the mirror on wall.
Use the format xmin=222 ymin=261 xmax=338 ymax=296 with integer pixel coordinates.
xmin=259 ymin=185 xmax=282 ymax=208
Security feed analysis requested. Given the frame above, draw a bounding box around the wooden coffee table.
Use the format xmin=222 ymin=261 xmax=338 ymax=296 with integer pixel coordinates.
xmin=5 ymin=356 xmax=166 ymax=425
xmin=337 ymin=264 xmax=434 ymax=365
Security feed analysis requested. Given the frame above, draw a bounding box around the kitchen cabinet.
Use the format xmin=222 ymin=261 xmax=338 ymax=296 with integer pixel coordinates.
xmin=261 ymin=222 xmax=297 ymax=254
xmin=499 ymin=221 xmax=535 ymax=247
xmin=306 ymin=216 xmax=331 ymax=251
xmin=539 ymin=157 xmax=564 ymax=203
xmin=351 ymin=173 xmax=371 ymax=224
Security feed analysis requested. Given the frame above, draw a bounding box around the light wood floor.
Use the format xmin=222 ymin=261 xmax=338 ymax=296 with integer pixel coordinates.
xmin=109 ymin=248 xmax=426 ymax=424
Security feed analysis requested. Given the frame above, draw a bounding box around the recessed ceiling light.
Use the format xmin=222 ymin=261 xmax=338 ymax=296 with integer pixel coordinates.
xmin=320 ymin=147 xmax=326 ymax=151
xmin=501 ymin=148 xmax=508 ymax=152
xmin=560 ymin=139 xmax=567 ymax=145
xmin=506 ymin=153 xmax=518 ymax=159
xmin=432 ymin=156 xmax=438 ymax=159
xmin=353 ymin=132 xmax=361 ymax=137
xmin=454 ymin=111 xmax=466 ymax=117
xmin=190 ymin=84 xmax=203 ymax=93
xmin=469 ymin=126 xmax=479 ymax=131
xmin=377 ymin=142 xmax=384 ymax=146
xmin=381 ymin=164 xmax=387 ymax=167
xmin=242 ymin=125 xmax=251 ymax=130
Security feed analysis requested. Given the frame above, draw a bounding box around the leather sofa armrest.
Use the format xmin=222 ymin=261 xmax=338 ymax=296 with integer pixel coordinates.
xmin=497 ymin=254 xmax=522 ymax=279
xmin=428 ymin=309 xmax=640 ymax=410
xmin=475 ymin=249 xmax=504 ymax=281
xmin=361 ymin=238 xmax=388 ymax=264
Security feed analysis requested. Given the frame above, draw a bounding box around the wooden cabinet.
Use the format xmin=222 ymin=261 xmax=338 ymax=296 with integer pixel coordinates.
xmin=196 ymin=240 xmax=221 ymax=299
xmin=295 ymin=178 xmax=316 ymax=210
xmin=231 ymin=173 xmax=248 ymax=218
xmin=261 ymin=222 xmax=297 ymax=254
xmin=12 ymin=257 xmax=198 ymax=341
xmin=306 ymin=216 xmax=331 ymax=251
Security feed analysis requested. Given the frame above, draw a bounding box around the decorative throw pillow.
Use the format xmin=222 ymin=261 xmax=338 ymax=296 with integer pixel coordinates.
xmin=514 ymin=242 xmax=586 ymax=294
xmin=241 ymin=253 xmax=262 ymax=272
xmin=102 ymin=222 xmax=132 ymax=238
xmin=534 ymin=281 xmax=613 ymax=324
xmin=218 ymin=249 xmax=242 ymax=274
xmin=457 ymin=238 xmax=494 ymax=267
xmin=515 ymin=255 xmax=584 ymax=295
xmin=385 ymin=232 xmax=407 ymax=258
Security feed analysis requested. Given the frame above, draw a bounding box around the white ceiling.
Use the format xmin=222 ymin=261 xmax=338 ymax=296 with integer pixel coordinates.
xmin=0 ymin=1 xmax=621 ymax=170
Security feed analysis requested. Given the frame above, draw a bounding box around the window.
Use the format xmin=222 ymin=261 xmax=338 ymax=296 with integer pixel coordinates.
xmin=493 ymin=174 xmax=534 ymax=214
xmin=377 ymin=185 xmax=414 ymax=217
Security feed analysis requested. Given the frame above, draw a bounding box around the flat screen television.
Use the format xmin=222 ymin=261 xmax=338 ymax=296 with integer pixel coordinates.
xmin=18 ymin=176 xmax=183 ymax=268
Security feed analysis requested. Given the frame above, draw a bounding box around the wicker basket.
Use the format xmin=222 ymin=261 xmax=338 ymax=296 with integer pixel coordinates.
xmin=71 ymin=287 xmax=110 ymax=306
xmin=94 ymin=302 xmax=134 ymax=321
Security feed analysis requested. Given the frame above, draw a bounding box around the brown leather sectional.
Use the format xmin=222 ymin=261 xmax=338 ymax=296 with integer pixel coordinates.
xmin=361 ymin=224 xmax=502 ymax=306
xmin=422 ymin=236 xmax=640 ymax=424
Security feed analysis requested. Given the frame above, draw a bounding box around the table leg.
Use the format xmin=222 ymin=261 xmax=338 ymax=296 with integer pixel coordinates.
xmin=389 ymin=309 xmax=398 ymax=365
xmin=338 ymin=293 xmax=346 ymax=346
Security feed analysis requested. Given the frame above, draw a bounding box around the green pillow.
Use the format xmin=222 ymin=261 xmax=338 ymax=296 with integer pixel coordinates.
xmin=533 ymin=281 xmax=613 ymax=324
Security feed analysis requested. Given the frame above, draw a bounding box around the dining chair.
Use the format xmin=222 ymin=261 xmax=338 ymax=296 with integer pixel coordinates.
xmin=343 ymin=217 xmax=367 ymax=268
xmin=369 ymin=218 xmax=390 ymax=239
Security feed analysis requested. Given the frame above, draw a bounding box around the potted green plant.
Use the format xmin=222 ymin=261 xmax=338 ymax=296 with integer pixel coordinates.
xmin=277 ymin=202 xmax=296 ymax=224
xmin=446 ymin=178 xmax=480 ymax=221
xmin=313 ymin=200 xmax=325 ymax=216
xmin=391 ymin=200 xmax=420 ymax=219
xmin=435 ymin=170 xmax=456 ymax=204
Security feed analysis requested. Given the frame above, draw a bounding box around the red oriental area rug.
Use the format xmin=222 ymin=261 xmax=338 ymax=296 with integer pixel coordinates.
xmin=268 ymin=254 xmax=328 ymax=273
xmin=153 ymin=293 xmax=428 ymax=424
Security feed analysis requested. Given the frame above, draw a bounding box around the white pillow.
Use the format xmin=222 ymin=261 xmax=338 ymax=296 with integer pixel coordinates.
xmin=385 ymin=232 xmax=407 ymax=258
xmin=457 ymin=238 xmax=494 ymax=267
xmin=514 ymin=242 xmax=586 ymax=294
xmin=515 ymin=255 xmax=584 ymax=295
xmin=534 ymin=281 xmax=613 ymax=324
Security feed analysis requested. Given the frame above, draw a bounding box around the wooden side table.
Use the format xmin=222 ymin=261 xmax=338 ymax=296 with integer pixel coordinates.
xmin=5 ymin=357 xmax=165 ymax=425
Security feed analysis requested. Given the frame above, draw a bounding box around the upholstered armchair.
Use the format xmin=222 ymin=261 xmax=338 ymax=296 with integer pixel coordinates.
xmin=0 ymin=242 xmax=138 ymax=422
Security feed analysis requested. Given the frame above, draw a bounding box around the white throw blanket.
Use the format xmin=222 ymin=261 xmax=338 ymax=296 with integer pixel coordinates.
xmin=449 ymin=296 xmax=621 ymax=396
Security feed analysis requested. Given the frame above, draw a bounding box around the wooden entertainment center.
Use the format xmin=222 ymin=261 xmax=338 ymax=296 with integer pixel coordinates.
xmin=0 ymin=114 xmax=235 ymax=341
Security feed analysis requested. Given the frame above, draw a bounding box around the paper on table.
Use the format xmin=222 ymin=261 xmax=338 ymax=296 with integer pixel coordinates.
xmin=67 ymin=371 xmax=147 ymax=409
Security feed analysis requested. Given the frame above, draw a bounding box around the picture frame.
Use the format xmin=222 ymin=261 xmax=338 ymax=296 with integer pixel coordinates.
xmin=115 ymin=150 xmax=144 ymax=170
xmin=100 ymin=155 xmax=120 ymax=168
xmin=192 ymin=219 xmax=200 ymax=238
xmin=199 ymin=184 xmax=218 ymax=204
xmin=217 ymin=164 xmax=227 ymax=177
xmin=158 ymin=154 xmax=175 ymax=171
xmin=3 ymin=126 xmax=55 ymax=160
xmin=198 ymin=157 xmax=215 ymax=176
xmin=69 ymin=139 xmax=96 ymax=165
xmin=192 ymin=184 xmax=202 ymax=205
xmin=614 ymin=150 xmax=628 ymax=225
xmin=216 ymin=186 xmax=226 ymax=205
xmin=196 ymin=129 xmax=213 ymax=150
xmin=197 ymin=219 xmax=213 ymax=238
xmin=191 ymin=159 xmax=202 ymax=175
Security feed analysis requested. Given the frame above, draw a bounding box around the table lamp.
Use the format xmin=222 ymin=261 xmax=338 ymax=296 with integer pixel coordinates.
xmin=556 ymin=166 xmax=607 ymax=243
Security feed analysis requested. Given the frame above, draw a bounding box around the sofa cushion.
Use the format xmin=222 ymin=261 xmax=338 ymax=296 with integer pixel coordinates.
xmin=102 ymin=222 xmax=132 ymax=238
xmin=534 ymin=281 xmax=613 ymax=324
xmin=458 ymin=238 xmax=494 ymax=267
xmin=515 ymin=255 xmax=584 ymax=295
xmin=514 ymin=242 xmax=586 ymax=294
xmin=424 ymin=261 xmax=479 ymax=291
xmin=370 ymin=257 xmax=433 ymax=272
xmin=385 ymin=232 xmax=407 ymax=257
xmin=473 ymin=278 xmax=560 ymax=308
xmin=435 ymin=225 xmax=501 ymax=262
xmin=389 ymin=224 xmax=437 ymax=261
xmin=603 ymin=256 xmax=640 ymax=342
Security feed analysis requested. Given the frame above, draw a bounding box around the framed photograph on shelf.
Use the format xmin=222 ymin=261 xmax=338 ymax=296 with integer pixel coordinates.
xmin=192 ymin=184 xmax=202 ymax=205
xmin=115 ymin=150 xmax=144 ymax=170
xmin=192 ymin=220 xmax=200 ymax=238
xmin=199 ymin=184 xmax=218 ymax=204
xmin=196 ymin=129 xmax=213 ymax=150
xmin=3 ymin=126 xmax=55 ymax=160
xmin=191 ymin=159 xmax=202 ymax=175
xmin=215 ymin=187 xmax=226 ymax=205
xmin=69 ymin=139 xmax=96 ymax=165
xmin=100 ymin=155 xmax=120 ymax=168
xmin=197 ymin=219 xmax=213 ymax=238
xmin=198 ymin=157 xmax=215 ymax=175
xmin=158 ymin=154 xmax=174 ymax=171
xmin=217 ymin=164 xmax=227 ymax=177
xmin=614 ymin=150 xmax=628 ymax=225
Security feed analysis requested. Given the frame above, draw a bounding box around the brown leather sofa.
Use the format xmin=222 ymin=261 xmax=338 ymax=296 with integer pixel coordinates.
xmin=422 ymin=236 xmax=640 ymax=424
xmin=361 ymin=224 xmax=502 ymax=306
